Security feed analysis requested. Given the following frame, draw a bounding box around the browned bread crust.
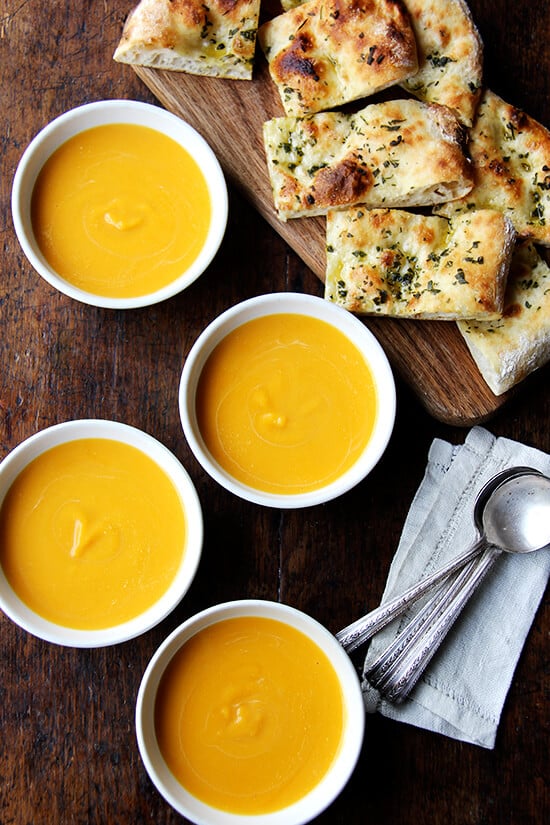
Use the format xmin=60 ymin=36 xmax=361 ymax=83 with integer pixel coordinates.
xmin=436 ymin=89 xmax=550 ymax=246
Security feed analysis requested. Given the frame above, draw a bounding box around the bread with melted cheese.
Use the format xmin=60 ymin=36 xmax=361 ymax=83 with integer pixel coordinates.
xmin=258 ymin=0 xmax=418 ymax=116
xmin=457 ymin=241 xmax=550 ymax=394
xmin=113 ymin=0 xmax=260 ymax=80
xmin=435 ymin=89 xmax=550 ymax=245
xmin=263 ymin=98 xmax=473 ymax=220
xmin=325 ymin=207 xmax=515 ymax=319
xmin=399 ymin=0 xmax=483 ymax=127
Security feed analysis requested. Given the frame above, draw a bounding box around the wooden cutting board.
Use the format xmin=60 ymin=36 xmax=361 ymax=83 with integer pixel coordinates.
xmin=133 ymin=58 xmax=510 ymax=426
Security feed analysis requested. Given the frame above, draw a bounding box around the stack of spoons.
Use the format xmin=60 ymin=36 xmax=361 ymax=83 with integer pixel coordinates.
xmin=336 ymin=467 xmax=550 ymax=703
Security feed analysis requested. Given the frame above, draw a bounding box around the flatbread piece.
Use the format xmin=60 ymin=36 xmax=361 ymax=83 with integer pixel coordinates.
xmin=325 ymin=207 xmax=515 ymax=319
xmin=263 ymin=98 xmax=473 ymax=220
xmin=258 ymin=0 xmax=418 ymax=116
xmin=113 ymin=0 xmax=261 ymax=80
xmin=399 ymin=0 xmax=483 ymax=127
xmin=457 ymin=241 xmax=550 ymax=394
xmin=436 ymin=89 xmax=550 ymax=245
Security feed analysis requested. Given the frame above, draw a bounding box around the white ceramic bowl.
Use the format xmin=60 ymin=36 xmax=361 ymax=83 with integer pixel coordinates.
xmin=136 ymin=599 xmax=365 ymax=825
xmin=0 ymin=419 xmax=203 ymax=647
xmin=11 ymin=99 xmax=228 ymax=309
xmin=179 ymin=292 xmax=396 ymax=508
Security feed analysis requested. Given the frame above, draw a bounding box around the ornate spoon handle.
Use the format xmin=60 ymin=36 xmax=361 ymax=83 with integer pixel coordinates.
xmin=364 ymin=557 xmax=479 ymax=690
xmin=382 ymin=546 xmax=500 ymax=704
xmin=336 ymin=538 xmax=486 ymax=653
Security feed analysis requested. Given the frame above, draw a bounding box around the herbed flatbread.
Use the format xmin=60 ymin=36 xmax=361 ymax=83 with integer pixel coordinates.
xmin=263 ymin=98 xmax=473 ymax=220
xmin=113 ymin=0 xmax=261 ymax=80
xmin=274 ymin=0 xmax=483 ymax=122
xmin=435 ymin=89 xmax=550 ymax=245
xmin=258 ymin=0 xmax=418 ymax=116
xmin=325 ymin=207 xmax=515 ymax=319
xmin=399 ymin=0 xmax=483 ymax=127
xmin=457 ymin=241 xmax=550 ymax=394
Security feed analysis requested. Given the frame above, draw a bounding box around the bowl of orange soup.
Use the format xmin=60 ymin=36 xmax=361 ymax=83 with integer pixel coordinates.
xmin=136 ymin=599 xmax=365 ymax=824
xmin=0 ymin=420 xmax=203 ymax=647
xmin=11 ymin=100 xmax=228 ymax=309
xmin=179 ymin=292 xmax=396 ymax=508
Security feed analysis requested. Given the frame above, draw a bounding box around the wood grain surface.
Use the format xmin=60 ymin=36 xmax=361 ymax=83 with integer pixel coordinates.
xmin=0 ymin=2 xmax=548 ymax=825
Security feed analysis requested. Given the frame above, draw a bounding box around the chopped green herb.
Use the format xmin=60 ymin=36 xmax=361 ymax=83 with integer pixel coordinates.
xmin=337 ymin=280 xmax=348 ymax=299
xmin=380 ymin=119 xmax=405 ymax=132
xmin=427 ymin=52 xmax=455 ymax=68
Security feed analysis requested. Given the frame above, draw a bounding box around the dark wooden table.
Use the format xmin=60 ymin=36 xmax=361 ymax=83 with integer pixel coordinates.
xmin=1 ymin=2 xmax=548 ymax=823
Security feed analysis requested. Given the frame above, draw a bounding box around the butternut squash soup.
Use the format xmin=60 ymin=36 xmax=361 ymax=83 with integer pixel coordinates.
xmin=0 ymin=438 xmax=186 ymax=629
xmin=154 ymin=616 xmax=344 ymax=815
xmin=30 ymin=123 xmax=211 ymax=298
xmin=195 ymin=313 xmax=377 ymax=494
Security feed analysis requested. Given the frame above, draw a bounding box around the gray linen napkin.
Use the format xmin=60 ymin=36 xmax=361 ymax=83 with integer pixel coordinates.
xmin=362 ymin=426 xmax=550 ymax=749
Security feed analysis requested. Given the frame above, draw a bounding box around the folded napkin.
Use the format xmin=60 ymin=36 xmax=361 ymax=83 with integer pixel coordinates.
xmin=362 ymin=426 xmax=550 ymax=748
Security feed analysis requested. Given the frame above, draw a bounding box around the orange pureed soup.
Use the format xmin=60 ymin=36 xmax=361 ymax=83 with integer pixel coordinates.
xmin=195 ymin=313 xmax=377 ymax=494
xmin=0 ymin=439 xmax=186 ymax=629
xmin=31 ymin=123 xmax=211 ymax=298
xmin=154 ymin=616 xmax=344 ymax=815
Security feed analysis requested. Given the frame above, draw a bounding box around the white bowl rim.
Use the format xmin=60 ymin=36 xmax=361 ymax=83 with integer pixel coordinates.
xmin=135 ymin=598 xmax=365 ymax=825
xmin=11 ymin=99 xmax=228 ymax=309
xmin=179 ymin=292 xmax=396 ymax=509
xmin=0 ymin=419 xmax=203 ymax=647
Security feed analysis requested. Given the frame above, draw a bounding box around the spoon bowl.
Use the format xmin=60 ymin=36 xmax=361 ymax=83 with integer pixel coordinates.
xmin=481 ymin=472 xmax=550 ymax=553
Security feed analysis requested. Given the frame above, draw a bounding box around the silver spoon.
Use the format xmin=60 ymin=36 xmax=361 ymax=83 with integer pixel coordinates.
xmin=337 ymin=466 xmax=542 ymax=654
xmin=364 ymin=467 xmax=549 ymax=684
xmin=366 ymin=470 xmax=550 ymax=703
